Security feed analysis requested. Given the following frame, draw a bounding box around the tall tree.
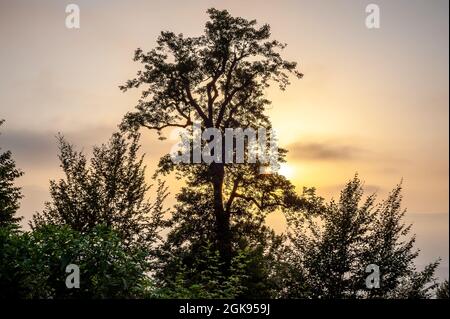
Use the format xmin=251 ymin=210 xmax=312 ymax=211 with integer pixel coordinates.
xmin=120 ymin=8 xmax=310 ymax=270
xmin=0 ymin=120 xmax=23 ymax=228
xmin=31 ymin=132 xmax=167 ymax=248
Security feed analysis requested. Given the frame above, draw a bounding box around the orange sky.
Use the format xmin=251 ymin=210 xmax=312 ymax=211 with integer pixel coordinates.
xmin=0 ymin=0 xmax=448 ymax=278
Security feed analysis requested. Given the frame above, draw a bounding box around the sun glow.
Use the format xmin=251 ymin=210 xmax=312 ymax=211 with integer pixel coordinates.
xmin=278 ymin=163 xmax=295 ymax=179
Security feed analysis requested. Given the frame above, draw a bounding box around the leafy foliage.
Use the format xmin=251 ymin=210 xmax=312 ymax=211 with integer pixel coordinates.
xmin=120 ymin=8 xmax=302 ymax=135
xmin=0 ymin=120 xmax=23 ymax=228
xmin=283 ymin=175 xmax=440 ymax=299
xmin=31 ymin=132 xmax=167 ymax=249
xmin=151 ymin=243 xmax=249 ymax=299
xmin=436 ymin=280 xmax=449 ymax=299
xmin=0 ymin=225 xmax=150 ymax=299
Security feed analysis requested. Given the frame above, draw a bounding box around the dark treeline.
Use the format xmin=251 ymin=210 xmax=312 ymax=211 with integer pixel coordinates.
xmin=0 ymin=9 xmax=448 ymax=299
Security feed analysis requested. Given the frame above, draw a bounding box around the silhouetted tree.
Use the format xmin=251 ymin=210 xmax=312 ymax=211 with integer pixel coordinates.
xmin=31 ymin=132 xmax=167 ymax=249
xmin=284 ymin=176 xmax=372 ymax=298
xmin=436 ymin=280 xmax=449 ymax=299
xmin=283 ymin=176 xmax=439 ymax=299
xmin=390 ymin=262 xmax=439 ymax=299
xmin=0 ymin=120 xmax=23 ymax=228
xmin=362 ymin=183 xmax=439 ymax=298
xmin=120 ymin=8 xmax=311 ymax=271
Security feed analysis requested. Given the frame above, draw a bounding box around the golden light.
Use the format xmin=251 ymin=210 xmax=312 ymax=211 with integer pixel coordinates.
xmin=278 ymin=163 xmax=295 ymax=179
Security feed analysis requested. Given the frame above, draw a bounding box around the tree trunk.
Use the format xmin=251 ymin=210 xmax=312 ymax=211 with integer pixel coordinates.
xmin=210 ymin=162 xmax=232 ymax=273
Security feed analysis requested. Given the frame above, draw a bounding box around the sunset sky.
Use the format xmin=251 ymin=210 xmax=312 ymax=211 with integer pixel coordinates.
xmin=0 ymin=0 xmax=448 ymax=279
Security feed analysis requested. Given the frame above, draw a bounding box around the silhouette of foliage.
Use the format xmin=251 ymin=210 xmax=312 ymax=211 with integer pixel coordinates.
xmin=0 ymin=225 xmax=149 ymax=299
xmin=436 ymin=280 xmax=449 ymax=299
xmin=282 ymin=175 xmax=439 ymax=299
xmin=151 ymin=243 xmax=249 ymax=298
xmin=31 ymin=132 xmax=168 ymax=250
xmin=0 ymin=120 xmax=23 ymax=228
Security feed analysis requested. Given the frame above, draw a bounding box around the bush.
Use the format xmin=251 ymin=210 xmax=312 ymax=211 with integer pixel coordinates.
xmin=0 ymin=225 xmax=151 ymax=299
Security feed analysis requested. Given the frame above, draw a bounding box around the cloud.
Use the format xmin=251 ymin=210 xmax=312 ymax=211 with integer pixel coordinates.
xmin=0 ymin=129 xmax=58 ymax=168
xmin=0 ymin=124 xmax=172 ymax=170
xmin=287 ymin=141 xmax=364 ymax=161
xmin=0 ymin=125 xmax=117 ymax=169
